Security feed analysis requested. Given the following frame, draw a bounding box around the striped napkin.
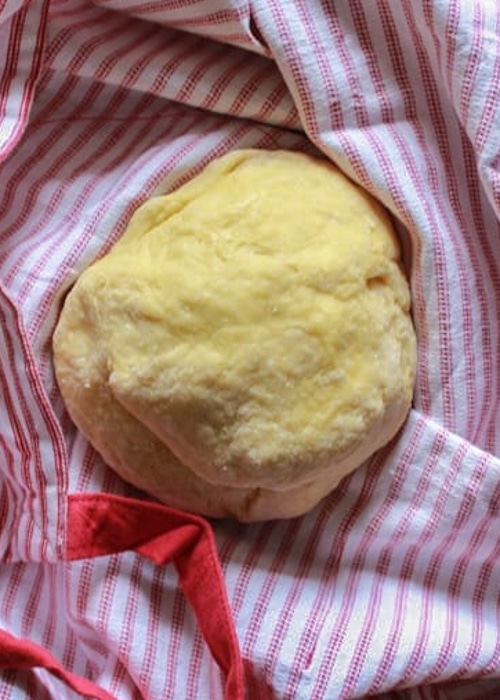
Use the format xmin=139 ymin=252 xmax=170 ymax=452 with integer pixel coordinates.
xmin=1 ymin=0 xmax=500 ymax=698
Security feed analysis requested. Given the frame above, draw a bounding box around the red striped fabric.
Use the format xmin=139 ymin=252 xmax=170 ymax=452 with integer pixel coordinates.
xmin=1 ymin=0 xmax=500 ymax=698
xmin=94 ymin=0 xmax=270 ymax=57
xmin=0 ymin=0 xmax=49 ymax=162
xmin=0 ymin=290 xmax=66 ymax=563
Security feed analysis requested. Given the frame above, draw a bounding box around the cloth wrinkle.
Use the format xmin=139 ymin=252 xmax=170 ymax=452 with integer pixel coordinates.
xmin=1 ymin=0 xmax=500 ymax=698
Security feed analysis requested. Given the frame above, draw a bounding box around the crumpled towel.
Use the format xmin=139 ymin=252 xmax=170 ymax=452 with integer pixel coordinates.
xmin=1 ymin=0 xmax=500 ymax=698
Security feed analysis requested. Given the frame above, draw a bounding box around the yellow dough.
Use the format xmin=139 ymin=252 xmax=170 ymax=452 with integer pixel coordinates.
xmin=53 ymin=149 xmax=417 ymax=521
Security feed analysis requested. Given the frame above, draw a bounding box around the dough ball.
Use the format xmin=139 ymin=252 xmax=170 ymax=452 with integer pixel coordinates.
xmin=53 ymin=149 xmax=417 ymax=521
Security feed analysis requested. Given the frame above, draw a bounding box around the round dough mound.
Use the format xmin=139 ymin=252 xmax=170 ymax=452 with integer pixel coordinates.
xmin=53 ymin=149 xmax=417 ymax=521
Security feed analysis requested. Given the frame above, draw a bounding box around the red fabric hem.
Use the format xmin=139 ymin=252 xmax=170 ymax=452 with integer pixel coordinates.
xmin=0 ymin=493 xmax=245 ymax=700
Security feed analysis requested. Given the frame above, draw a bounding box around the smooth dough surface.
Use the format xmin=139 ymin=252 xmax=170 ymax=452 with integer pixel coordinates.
xmin=53 ymin=149 xmax=417 ymax=521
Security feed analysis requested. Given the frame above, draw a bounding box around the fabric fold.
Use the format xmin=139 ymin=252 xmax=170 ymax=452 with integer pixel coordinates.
xmin=66 ymin=493 xmax=245 ymax=700
xmin=1 ymin=0 xmax=500 ymax=698
xmin=0 ymin=0 xmax=49 ymax=162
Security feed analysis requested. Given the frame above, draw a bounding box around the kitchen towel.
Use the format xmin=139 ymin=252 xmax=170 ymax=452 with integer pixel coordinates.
xmin=1 ymin=0 xmax=500 ymax=698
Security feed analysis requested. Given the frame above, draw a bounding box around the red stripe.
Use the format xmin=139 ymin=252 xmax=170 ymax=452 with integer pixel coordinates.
xmin=446 ymin=457 xmax=500 ymax=678
xmin=135 ymin=566 xmax=165 ymax=691
xmin=471 ymin=10 xmax=500 ymax=154
xmin=0 ymin=85 xmax=166 ymax=281
xmin=161 ymin=580 xmax=188 ymax=699
xmin=0 ymin=627 xmax=116 ymax=700
xmin=452 ymin=7 xmax=499 ymax=450
xmin=0 ymin=7 xmax=25 ymax=146
xmin=48 ymin=4 xmax=137 ymax=79
xmin=2 ymin=91 xmax=303 ymax=336
xmin=0 ymin=308 xmax=39 ymax=559
xmin=0 ymin=80 xmax=109 ymax=241
xmin=9 ymin=2 xmax=49 ymax=149
xmin=0 ymin=290 xmax=67 ymax=561
xmin=1 ymin=1 xmax=500 ymax=697
xmin=174 ymin=40 xmax=229 ymax=104
xmin=391 ymin=441 xmax=470 ymax=686
xmin=397 ymin=0 xmax=500 ymax=451
xmin=390 ymin=432 xmax=460 ymax=686
xmin=360 ymin=3 xmax=478 ymax=439
xmin=45 ymin=3 xmax=288 ymax=124
xmin=319 ymin=427 xmax=427 ymax=696
xmin=8 ymin=294 xmax=67 ymax=551
xmin=0 ymin=562 xmax=25 ymax=625
xmin=228 ymin=519 xmax=277 ymax=616
xmin=227 ymin=60 xmax=277 ymax=115
xmin=67 ymin=493 xmax=245 ymax=699
xmin=186 ymin=628 xmax=209 ymax=700
xmin=0 ymin=2 xmax=48 ymax=161
xmin=10 ymin=96 xmax=176 ymax=294
xmin=400 ymin=3 xmax=484 ymax=436
xmin=245 ymin=520 xmax=304 ymax=673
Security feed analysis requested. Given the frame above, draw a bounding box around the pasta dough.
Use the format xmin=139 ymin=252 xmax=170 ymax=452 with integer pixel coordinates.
xmin=53 ymin=149 xmax=417 ymax=521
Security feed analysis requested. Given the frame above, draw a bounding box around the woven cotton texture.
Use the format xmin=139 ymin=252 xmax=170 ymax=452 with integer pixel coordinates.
xmin=1 ymin=0 xmax=500 ymax=698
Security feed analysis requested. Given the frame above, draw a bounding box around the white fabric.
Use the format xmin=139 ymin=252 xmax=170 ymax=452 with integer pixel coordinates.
xmin=1 ymin=0 xmax=500 ymax=697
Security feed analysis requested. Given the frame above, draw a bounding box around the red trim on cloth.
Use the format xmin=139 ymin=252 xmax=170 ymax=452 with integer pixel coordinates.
xmin=66 ymin=493 xmax=245 ymax=700
xmin=0 ymin=628 xmax=116 ymax=699
xmin=0 ymin=493 xmax=244 ymax=699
